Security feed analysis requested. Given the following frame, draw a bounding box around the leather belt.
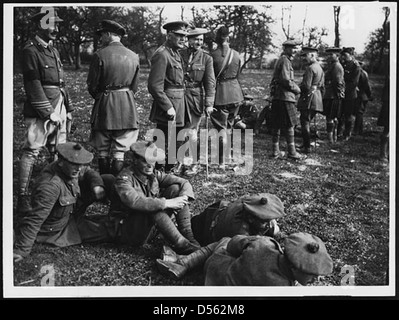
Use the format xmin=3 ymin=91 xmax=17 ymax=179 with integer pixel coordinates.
xmin=185 ymin=82 xmax=201 ymax=88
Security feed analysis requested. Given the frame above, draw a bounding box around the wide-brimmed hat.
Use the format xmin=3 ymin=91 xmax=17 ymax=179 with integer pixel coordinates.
xmin=57 ymin=142 xmax=93 ymax=165
xmin=163 ymin=21 xmax=189 ymax=35
xmin=284 ymin=232 xmax=333 ymax=275
xmin=96 ymin=19 xmax=126 ymax=36
xmin=130 ymin=141 xmax=166 ymax=164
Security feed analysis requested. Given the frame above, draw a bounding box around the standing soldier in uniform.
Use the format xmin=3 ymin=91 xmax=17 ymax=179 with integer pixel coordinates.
xmin=340 ymin=47 xmax=361 ymax=141
xmin=353 ymin=61 xmax=372 ymax=135
xmin=148 ymin=21 xmax=189 ymax=173
xmin=269 ymin=40 xmax=302 ymax=159
xmin=297 ymin=47 xmax=325 ymax=154
xmin=180 ymin=27 xmax=216 ymax=176
xmin=16 ymin=9 xmax=74 ymax=217
xmin=323 ymin=47 xmax=345 ymax=143
xmin=87 ymin=20 xmax=141 ymax=176
xmin=210 ymin=26 xmax=244 ymax=167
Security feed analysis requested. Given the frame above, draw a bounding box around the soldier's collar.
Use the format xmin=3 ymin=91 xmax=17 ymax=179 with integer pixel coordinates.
xmin=35 ymin=35 xmax=52 ymax=49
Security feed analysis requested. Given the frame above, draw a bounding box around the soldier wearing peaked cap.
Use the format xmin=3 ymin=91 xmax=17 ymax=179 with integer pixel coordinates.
xmin=269 ymin=39 xmax=303 ymax=160
xmin=297 ymin=46 xmax=325 ymax=154
xmin=13 ymin=143 xmax=116 ymax=262
xmin=339 ymin=47 xmax=361 ymax=141
xmin=179 ymin=27 xmax=216 ymax=176
xmin=148 ymin=21 xmax=190 ymax=173
xmin=87 ymin=19 xmax=140 ymax=177
xmin=323 ymin=47 xmax=345 ymax=143
xmin=16 ymin=8 xmax=74 ymax=217
xmin=190 ymin=193 xmax=283 ymax=246
xmin=353 ymin=61 xmax=372 ymax=135
xmin=156 ymin=231 xmax=333 ymax=285
xmin=109 ymin=140 xmax=200 ymax=254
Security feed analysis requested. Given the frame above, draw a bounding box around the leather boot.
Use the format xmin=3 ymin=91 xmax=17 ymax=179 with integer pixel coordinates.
xmin=326 ymin=121 xmax=334 ymax=143
xmin=156 ymin=242 xmax=218 ymax=279
xmin=111 ymin=159 xmax=124 ymax=176
xmin=98 ymin=157 xmax=111 ymax=175
xmin=152 ymin=211 xmax=200 ymax=254
xmin=17 ymin=151 xmax=37 ymax=215
xmin=299 ymin=122 xmax=311 ymax=153
xmin=271 ymin=129 xmax=281 ymax=158
xmin=354 ymin=113 xmax=363 ymax=135
xmin=379 ymin=135 xmax=389 ymax=162
xmin=286 ymin=127 xmax=302 ymax=159
xmin=343 ymin=117 xmax=355 ymax=141
xmin=175 ymin=206 xmax=201 ymax=247
xmin=333 ymin=120 xmax=338 ymax=143
xmin=271 ymin=143 xmax=281 ymax=158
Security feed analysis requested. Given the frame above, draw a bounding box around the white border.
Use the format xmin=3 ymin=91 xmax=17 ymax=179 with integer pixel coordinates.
xmin=3 ymin=1 xmax=397 ymax=298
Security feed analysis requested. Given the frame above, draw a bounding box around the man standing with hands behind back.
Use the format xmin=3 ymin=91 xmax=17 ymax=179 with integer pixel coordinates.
xmin=87 ymin=20 xmax=140 ymax=176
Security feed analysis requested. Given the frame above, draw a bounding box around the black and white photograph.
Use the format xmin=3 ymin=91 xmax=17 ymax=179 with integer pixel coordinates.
xmin=3 ymin=1 xmax=397 ymax=299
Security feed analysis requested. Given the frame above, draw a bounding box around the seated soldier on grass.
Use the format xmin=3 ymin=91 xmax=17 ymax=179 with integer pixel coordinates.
xmin=13 ymin=142 xmax=116 ymax=262
xmin=190 ymin=193 xmax=283 ymax=246
xmin=108 ymin=141 xmax=200 ymax=254
xmin=157 ymin=232 xmax=333 ymax=286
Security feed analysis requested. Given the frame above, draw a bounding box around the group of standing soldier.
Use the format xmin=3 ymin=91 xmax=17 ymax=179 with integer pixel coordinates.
xmin=13 ymin=10 xmax=388 ymax=286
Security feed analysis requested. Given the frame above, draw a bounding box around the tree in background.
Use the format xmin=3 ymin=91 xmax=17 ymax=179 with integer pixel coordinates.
xmin=363 ymin=7 xmax=390 ymax=74
xmin=333 ymin=6 xmax=341 ymax=47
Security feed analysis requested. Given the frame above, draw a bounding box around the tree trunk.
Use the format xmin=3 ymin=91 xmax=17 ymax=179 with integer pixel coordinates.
xmin=74 ymin=43 xmax=81 ymax=70
xmin=334 ymin=6 xmax=340 ymax=47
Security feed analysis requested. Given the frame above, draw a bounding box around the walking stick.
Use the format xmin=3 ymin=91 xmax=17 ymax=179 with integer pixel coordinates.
xmin=205 ymin=114 xmax=209 ymax=180
xmin=313 ymin=112 xmax=317 ymax=152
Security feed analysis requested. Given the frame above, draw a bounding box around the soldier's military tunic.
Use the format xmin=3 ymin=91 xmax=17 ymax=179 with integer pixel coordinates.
xmin=342 ymin=59 xmax=361 ymax=116
xmin=148 ymin=42 xmax=186 ymax=127
xmin=323 ymin=60 xmax=345 ymax=119
xmin=22 ymin=35 xmax=74 ymax=149
xmin=13 ymin=163 xmax=108 ymax=258
xmin=210 ymin=43 xmax=244 ymax=131
xmin=297 ymin=61 xmax=325 ymax=113
xmin=355 ymin=68 xmax=372 ymax=114
xmin=181 ymin=47 xmax=216 ymax=129
xmin=87 ymin=41 xmax=140 ymax=158
xmin=270 ymin=54 xmax=301 ymax=129
xmin=204 ymin=235 xmax=295 ymax=286
xmin=109 ymin=166 xmax=195 ymax=246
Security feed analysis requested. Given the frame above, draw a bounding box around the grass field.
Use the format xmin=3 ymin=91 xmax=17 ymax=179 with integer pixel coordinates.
xmin=11 ymin=65 xmax=391 ymax=290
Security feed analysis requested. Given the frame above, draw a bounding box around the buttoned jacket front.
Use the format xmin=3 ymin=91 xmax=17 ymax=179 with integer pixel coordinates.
xmin=22 ymin=36 xmax=73 ymax=119
xmin=323 ymin=61 xmax=345 ymax=99
xmin=271 ymin=54 xmax=301 ymax=103
xmin=181 ymin=48 xmax=216 ymax=115
xmin=148 ymin=42 xmax=186 ymax=126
